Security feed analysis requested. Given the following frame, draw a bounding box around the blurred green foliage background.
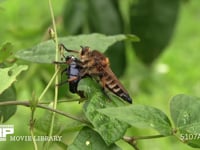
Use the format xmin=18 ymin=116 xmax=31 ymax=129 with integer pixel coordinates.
xmin=0 ymin=0 xmax=200 ymax=149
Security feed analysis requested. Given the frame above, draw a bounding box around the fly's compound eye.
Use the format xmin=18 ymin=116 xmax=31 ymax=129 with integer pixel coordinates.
xmin=80 ymin=46 xmax=90 ymax=55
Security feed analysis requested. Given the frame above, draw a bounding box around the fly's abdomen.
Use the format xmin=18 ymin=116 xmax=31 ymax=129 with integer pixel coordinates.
xmin=104 ymin=75 xmax=132 ymax=104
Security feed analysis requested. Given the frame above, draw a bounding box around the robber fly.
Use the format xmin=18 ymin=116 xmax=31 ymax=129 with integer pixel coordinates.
xmin=59 ymin=44 xmax=132 ymax=104
xmin=54 ymin=54 xmax=84 ymax=98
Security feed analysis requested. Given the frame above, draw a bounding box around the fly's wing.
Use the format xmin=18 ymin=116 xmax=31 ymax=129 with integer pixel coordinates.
xmin=103 ymin=66 xmax=128 ymax=93
xmin=103 ymin=66 xmax=132 ymax=103
xmin=90 ymin=50 xmax=127 ymax=92
xmin=91 ymin=50 xmax=110 ymax=67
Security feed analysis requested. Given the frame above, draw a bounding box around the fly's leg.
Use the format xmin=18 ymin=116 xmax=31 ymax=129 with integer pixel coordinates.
xmin=53 ymin=61 xmax=66 ymax=65
xmin=59 ymin=44 xmax=79 ymax=53
xmin=68 ymin=76 xmax=78 ymax=82
xmin=56 ymin=76 xmax=78 ymax=86
xmin=78 ymin=69 xmax=88 ymax=78
xmin=99 ymin=76 xmax=112 ymax=102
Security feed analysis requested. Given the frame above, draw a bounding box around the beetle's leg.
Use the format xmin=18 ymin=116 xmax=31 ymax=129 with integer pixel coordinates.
xmin=61 ymin=68 xmax=68 ymax=80
xmin=56 ymin=68 xmax=68 ymax=86
xmin=56 ymin=80 xmax=68 ymax=86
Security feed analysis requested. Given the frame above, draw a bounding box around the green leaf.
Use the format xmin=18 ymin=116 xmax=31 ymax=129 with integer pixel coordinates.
xmin=0 ymin=42 xmax=13 ymax=62
xmin=78 ymin=78 xmax=129 ymax=145
xmin=98 ymin=104 xmax=172 ymax=135
xmin=63 ymin=0 xmax=123 ymax=34
xmin=35 ymin=110 xmax=64 ymax=135
xmin=68 ymin=127 xmax=121 ymax=150
xmin=15 ymin=33 xmax=139 ymax=63
xmin=0 ymin=64 xmax=28 ymax=94
xmin=130 ymin=0 xmax=180 ymax=64
xmin=170 ymin=94 xmax=200 ymax=148
xmin=35 ymin=115 xmax=84 ymax=136
xmin=86 ymin=0 xmax=127 ymax=76
xmin=63 ymin=0 xmax=87 ymax=34
xmin=0 ymin=86 xmax=16 ymax=122
xmin=88 ymin=0 xmax=122 ymax=34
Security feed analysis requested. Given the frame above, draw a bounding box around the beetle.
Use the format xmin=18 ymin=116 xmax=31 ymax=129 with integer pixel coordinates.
xmin=54 ymin=54 xmax=84 ymax=98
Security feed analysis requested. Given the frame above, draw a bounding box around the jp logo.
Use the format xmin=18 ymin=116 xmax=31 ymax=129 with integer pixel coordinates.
xmin=0 ymin=125 xmax=14 ymax=141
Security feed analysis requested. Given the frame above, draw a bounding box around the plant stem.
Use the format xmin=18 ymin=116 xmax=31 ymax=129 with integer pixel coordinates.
xmin=29 ymin=95 xmax=38 ymax=150
xmin=123 ymin=134 xmax=167 ymax=150
xmin=30 ymin=129 xmax=38 ymax=150
xmin=40 ymin=98 xmax=86 ymax=104
xmin=123 ymin=134 xmax=166 ymax=142
xmin=134 ymin=134 xmax=166 ymax=140
xmin=38 ymin=69 xmax=60 ymax=101
xmin=0 ymin=100 xmax=89 ymax=124
xmin=48 ymin=0 xmax=59 ymax=147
